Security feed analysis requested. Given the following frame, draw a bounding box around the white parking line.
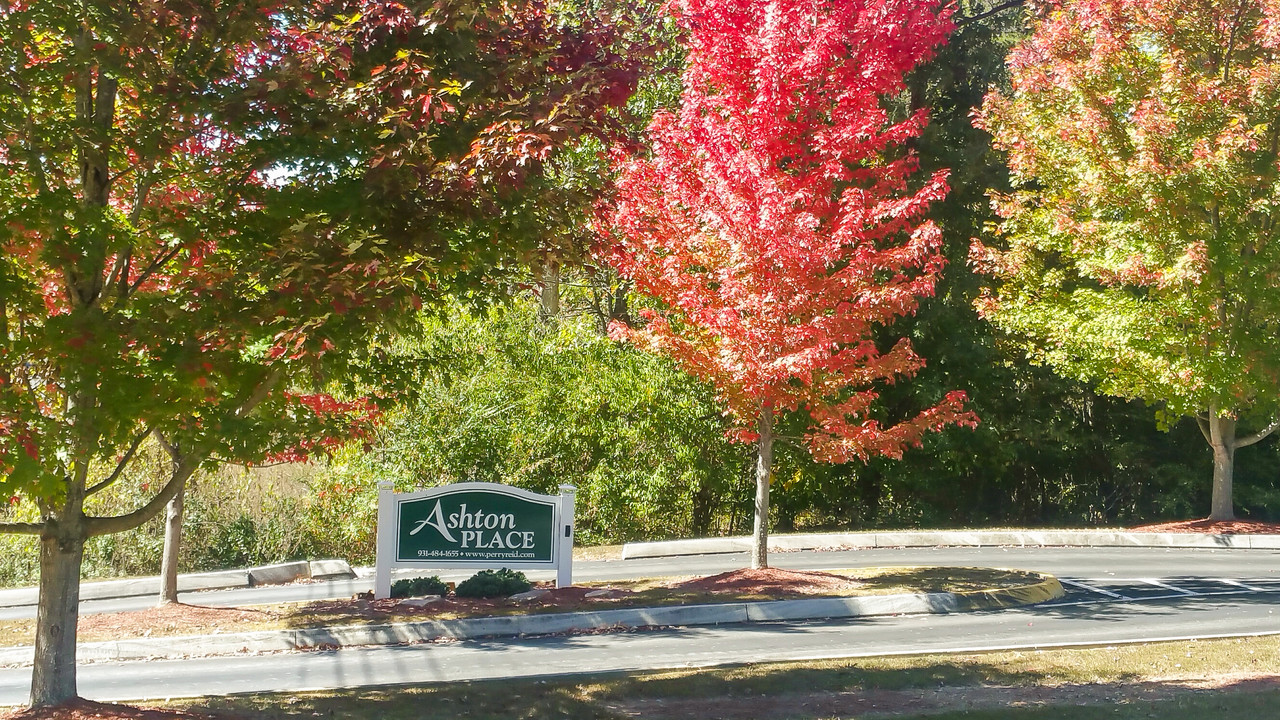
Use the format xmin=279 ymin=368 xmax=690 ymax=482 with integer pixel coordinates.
xmin=1139 ymin=578 xmax=1198 ymax=596
xmin=1219 ymin=579 xmax=1268 ymax=592
xmin=1061 ymin=578 xmax=1129 ymax=600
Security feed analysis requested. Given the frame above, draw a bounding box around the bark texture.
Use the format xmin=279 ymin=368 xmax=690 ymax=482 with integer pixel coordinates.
xmin=30 ymin=520 xmax=86 ymax=707
xmin=538 ymin=261 xmax=560 ymax=320
xmin=751 ymin=406 xmax=774 ymax=570
xmin=1207 ymin=413 xmax=1237 ymax=521
xmin=158 ymin=484 xmax=186 ymax=604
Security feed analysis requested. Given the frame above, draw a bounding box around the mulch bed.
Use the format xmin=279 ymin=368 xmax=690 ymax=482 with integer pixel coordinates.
xmin=1130 ymin=519 xmax=1280 ymax=534
xmin=670 ymin=567 xmax=863 ymax=595
xmin=77 ymin=605 xmax=279 ymax=639
xmin=299 ymin=568 xmax=862 ymax=623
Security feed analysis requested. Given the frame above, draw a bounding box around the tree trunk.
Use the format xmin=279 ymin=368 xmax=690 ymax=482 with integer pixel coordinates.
xmin=855 ymin=466 xmax=883 ymax=529
xmin=610 ymin=284 xmax=630 ymax=325
xmin=1208 ymin=412 xmax=1237 ymax=521
xmin=538 ymin=262 xmax=560 ymax=321
xmin=158 ymin=483 xmax=185 ymax=605
xmin=30 ymin=522 xmax=86 ymax=707
xmin=751 ymin=406 xmax=774 ymax=569
xmin=690 ymin=473 xmax=716 ymax=536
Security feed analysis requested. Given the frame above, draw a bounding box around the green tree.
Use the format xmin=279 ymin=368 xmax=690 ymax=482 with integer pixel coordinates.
xmin=975 ymin=0 xmax=1280 ymax=521
xmin=0 ymin=0 xmax=637 ymax=707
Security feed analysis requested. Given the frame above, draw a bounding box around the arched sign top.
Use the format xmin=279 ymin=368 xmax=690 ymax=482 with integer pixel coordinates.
xmin=391 ymin=482 xmax=567 ymax=506
xmin=374 ymin=482 xmax=576 ymax=599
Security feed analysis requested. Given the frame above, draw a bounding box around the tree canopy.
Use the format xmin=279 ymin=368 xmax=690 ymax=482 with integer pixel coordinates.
xmin=0 ymin=0 xmax=640 ymax=706
xmin=974 ymin=0 xmax=1280 ymax=519
xmin=604 ymin=0 xmax=975 ymax=567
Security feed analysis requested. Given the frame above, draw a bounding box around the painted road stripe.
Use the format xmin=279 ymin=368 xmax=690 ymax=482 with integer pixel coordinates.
xmin=1219 ymin=579 xmax=1268 ymax=592
xmin=1060 ymin=579 xmax=1129 ymax=600
xmin=1140 ymin=579 xmax=1197 ymax=596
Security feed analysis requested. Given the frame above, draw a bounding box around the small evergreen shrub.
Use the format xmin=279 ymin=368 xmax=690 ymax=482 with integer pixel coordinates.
xmin=454 ymin=568 xmax=532 ymax=598
xmin=390 ymin=575 xmax=450 ymax=599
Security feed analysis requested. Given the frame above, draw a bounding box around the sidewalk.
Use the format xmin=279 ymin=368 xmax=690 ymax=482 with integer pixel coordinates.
xmin=0 ymin=560 xmax=356 ymax=609
xmin=621 ymin=529 xmax=1280 ymax=559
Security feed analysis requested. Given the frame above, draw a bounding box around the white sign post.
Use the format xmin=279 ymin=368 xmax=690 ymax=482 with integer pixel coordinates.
xmin=374 ymin=482 xmax=576 ymax=600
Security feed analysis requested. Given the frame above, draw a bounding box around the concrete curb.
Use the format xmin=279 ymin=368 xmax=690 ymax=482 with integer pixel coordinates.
xmin=621 ymin=530 xmax=1280 ymax=559
xmin=0 ymin=560 xmax=356 ymax=609
xmin=0 ymin=572 xmax=1062 ymax=667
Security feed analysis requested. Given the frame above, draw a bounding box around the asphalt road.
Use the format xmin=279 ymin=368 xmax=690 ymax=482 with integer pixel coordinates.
xmin=2 ymin=546 xmax=1280 ymax=704
xmin=1 ymin=585 xmax=1278 ymax=704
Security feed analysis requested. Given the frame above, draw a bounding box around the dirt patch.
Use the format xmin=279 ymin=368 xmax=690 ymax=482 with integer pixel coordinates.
xmin=607 ymin=672 xmax=1280 ymax=719
xmin=1130 ymin=519 xmax=1280 ymax=534
xmin=0 ymin=698 xmax=239 ymax=720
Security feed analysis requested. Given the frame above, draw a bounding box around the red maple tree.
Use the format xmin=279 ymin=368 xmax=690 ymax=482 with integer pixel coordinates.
xmin=605 ymin=0 xmax=975 ymax=567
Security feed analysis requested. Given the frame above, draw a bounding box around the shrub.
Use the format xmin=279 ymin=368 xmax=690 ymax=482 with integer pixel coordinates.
xmin=391 ymin=575 xmax=450 ymax=599
xmin=454 ymin=568 xmax=532 ymax=598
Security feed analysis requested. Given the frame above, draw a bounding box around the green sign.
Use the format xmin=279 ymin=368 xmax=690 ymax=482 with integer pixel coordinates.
xmin=375 ymin=481 xmax=576 ymax=599
xmin=395 ymin=487 xmax=557 ymax=564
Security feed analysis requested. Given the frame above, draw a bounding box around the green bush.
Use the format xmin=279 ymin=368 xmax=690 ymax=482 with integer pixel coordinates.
xmin=454 ymin=568 xmax=532 ymax=599
xmin=390 ymin=575 xmax=449 ymax=599
xmin=342 ymin=300 xmax=751 ymax=546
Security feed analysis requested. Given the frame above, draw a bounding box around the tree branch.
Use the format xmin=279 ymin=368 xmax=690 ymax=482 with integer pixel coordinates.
xmin=0 ymin=521 xmax=45 ymax=536
xmin=86 ymin=368 xmax=285 ymax=537
xmin=154 ymin=430 xmax=179 ymax=461
xmin=84 ymin=456 xmax=196 ymax=538
xmin=1220 ymin=0 xmax=1248 ymax=83
xmin=236 ymin=367 xmax=285 ymax=419
xmin=125 ymin=246 xmax=184 ymax=298
xmin=85 ymin=428 xmax=150 ymax=496
xmin=958 ymin=0 xmax=1025 ymax=27
xmin=101 ymin=171 xmax=154 ymax=303
xmin=1196 ymin=415 xmax=1212 ymax=444
xmin=1234 ymin=417 xmax=1280 ymax=449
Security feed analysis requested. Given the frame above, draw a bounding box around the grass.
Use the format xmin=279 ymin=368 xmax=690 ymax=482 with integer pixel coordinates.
xmin=572 ymin=543 xmax=624 ymax=561
xmin=0 ymin=566 xmax=1048 ymax=646
xmin=150 ymin=634 xmax=1280 ymax=719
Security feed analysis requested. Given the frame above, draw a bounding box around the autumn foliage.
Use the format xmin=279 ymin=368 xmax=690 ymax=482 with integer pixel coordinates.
xmin=974 ymin=0 xmax=1280 ymax=519
xmin=606 ymin=0 xmax=975 ymax=464
xmin=0 ymin=0 xmax=641 ymax=706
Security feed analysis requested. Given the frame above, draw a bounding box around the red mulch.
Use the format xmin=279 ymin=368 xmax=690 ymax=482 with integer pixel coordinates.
xmin=77 ymin=604 xmax=278 ymax=639
xmin=670 ymin=567 xmax=863 ymax=595
xmin=300 ymin=583 xmax=610 ymax=621
xmin=1130 ymin=519 xmax=1280 ymax=534
xmin=0 ymin=699 xmax=237 ymax=720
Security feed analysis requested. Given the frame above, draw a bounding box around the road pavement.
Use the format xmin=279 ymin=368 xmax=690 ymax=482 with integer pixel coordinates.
xmin=1 ymin=587 xmax=1277 ymax=704
xmin=2 ymin=546 xmax=1280 ymax=704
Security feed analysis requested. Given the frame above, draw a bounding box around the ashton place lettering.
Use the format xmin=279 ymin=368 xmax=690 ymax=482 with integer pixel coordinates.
xmin=409 ymin=500 xmax=537 ymax=550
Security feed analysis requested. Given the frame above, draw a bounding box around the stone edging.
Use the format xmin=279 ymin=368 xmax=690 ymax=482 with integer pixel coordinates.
xmin=0 ymin=573 xmax=1062 ymax=667
xmin=621 ymin=530 xmax=1280 ymax=559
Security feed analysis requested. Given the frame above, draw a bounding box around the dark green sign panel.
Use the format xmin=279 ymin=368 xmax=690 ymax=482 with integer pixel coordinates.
xmin=396 ymin=489 xmax=556 ymax=564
